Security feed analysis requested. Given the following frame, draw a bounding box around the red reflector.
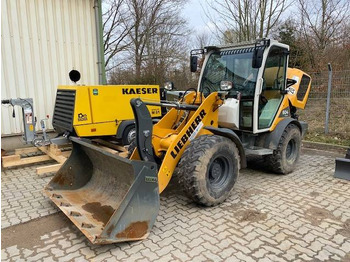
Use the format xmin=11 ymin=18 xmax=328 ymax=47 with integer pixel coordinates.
xmin=91 ymin=128 xmax=96 ymax=132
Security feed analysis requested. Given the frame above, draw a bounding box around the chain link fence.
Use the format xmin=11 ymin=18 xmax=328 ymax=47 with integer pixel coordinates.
xmin=298 ymin=69 xmax=350 ymax=144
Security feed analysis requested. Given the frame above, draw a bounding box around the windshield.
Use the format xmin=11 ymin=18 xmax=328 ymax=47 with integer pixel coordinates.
xmin=200 ymin=50 xmax=258 ymax=97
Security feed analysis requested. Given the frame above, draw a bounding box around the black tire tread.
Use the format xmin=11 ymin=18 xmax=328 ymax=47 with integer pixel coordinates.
xmin=265 ymin=124 xmax=301 ymax=174
xmin=176 ymin=135 xmax=240 ymax=207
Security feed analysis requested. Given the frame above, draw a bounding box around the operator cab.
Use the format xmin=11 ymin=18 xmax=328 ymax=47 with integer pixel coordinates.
xmin=193 ymin=39 xmax=289 ymax=133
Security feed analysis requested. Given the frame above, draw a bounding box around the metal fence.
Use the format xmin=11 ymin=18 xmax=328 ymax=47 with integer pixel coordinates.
xmin=298 ymin=69 xmax=350 ymax=141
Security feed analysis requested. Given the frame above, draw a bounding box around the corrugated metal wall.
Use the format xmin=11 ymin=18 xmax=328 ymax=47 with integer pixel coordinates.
xmin=1 ymin=0 xmax=99 ymax=135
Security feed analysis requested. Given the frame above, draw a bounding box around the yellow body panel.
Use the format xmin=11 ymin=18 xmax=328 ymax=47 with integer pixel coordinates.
xmin=269 ymin=68 xmax=312 ymax=131
xmin=286 ymin=68 xmax=312 ymax=109
xmin=74 ymin=122 xmax=120 ymax=137
xmin=57 ymin=85 xmax=161 ymax=137
xmin=88 ymin=85 xmax=161 ymax=123
xmin=131 ymin=92 xmax=222 ymax=193
xmin=269 ymin=95 xmax=291 ymax=131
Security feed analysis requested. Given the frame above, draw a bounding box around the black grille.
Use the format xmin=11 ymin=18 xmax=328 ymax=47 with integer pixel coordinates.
xmin=52 ymin=90 xmax=76 ymax=134
xmin=297 ymin=74 xmax=311 ymax=101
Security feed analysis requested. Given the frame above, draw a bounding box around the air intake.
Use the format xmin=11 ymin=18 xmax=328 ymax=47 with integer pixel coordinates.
xmin=52 ymin=90 xmax=76 ymax=134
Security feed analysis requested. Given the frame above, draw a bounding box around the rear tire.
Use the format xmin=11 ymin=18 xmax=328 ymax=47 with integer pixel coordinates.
xmin=176 ymin=135 xmax=240 ymax=206
xmin=265 ymin=124 xmax=301 ymax=174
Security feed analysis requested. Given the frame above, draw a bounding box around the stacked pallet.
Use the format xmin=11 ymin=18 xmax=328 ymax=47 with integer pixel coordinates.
xmin=1 ymin=139 xmax=129 ymax=175
xmin=91 ymin=139 xmax=129 ymax=158
xmin=1 ymin=143 xmax=71 ymax=175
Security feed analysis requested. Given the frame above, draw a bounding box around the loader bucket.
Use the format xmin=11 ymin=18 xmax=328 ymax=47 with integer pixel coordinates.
xmin=334 ymin=158 xmax=350 ymax=181
xmin=334 ymin=148 xmax=350 ymax=181
xmin=44 ymin=137 xmax=159 ymax=244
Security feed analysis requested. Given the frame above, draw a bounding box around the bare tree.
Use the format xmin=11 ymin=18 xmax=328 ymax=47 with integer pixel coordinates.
xmin=298 ymin=0 xmax=350 ymax=50
xmin=204 ymin=0 xmax=290 ymax=43
xmin=298 ymin=0 xmax=350 ymax=70
xmin=103 ymin=0 xmax=133 ymax=71
xmin=125 ymin=0 xmax=187 ymax=79
xmin=193 ymin=32 xmax=212 ymax=48
xmin=143 ymin=18 xmax=190 ymax=84
xmin=107 ymin=0 xmax=189 ymax=85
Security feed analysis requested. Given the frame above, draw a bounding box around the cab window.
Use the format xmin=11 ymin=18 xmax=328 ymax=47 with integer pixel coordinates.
xmin=258 ymin=46 xmax=288 ymax=129
xmin=200 ymin=51 xmax=258 ymax=98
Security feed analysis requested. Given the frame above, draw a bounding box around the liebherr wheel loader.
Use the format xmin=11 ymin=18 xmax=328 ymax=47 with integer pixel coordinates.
xmin=44 ymin=39 xmax=311 ymax=244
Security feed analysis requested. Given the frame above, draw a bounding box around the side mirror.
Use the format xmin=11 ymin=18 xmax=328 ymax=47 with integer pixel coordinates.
xmin=164 ymin=81 xmax=174 ymax=91
xmin=220 ymin=81 xmax=233 ymax=91
xmin=190 ymin=56 xmax=198 ymax=72
xmin=252 ymin=48 xmax=264 ymax=68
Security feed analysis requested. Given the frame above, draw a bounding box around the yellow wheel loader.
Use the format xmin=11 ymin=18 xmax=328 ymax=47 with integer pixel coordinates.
xmin=44 ymin=39 xmax=312 ymax=244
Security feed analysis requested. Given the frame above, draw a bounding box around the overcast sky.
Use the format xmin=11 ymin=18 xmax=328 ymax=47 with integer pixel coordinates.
xmin=181 ymin=0 xmax=299 ymax=37
xmin=182 ymin=0 xmax=209 ymax=33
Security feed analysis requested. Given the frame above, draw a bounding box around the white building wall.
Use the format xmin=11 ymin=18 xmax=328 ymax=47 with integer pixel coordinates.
xmin=1 ymin=0 xmax=99 ymax=135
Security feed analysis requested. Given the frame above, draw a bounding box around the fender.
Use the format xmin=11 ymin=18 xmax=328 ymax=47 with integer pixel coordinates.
xmin=116 ymin=119 xmax=160 ymax=139
xmin=204 ymin=126 xmax=247 ymax=169
xmin=264 ymin=118 xmax=307 ymax=150
xmin=116 ymin=120 xmax=135 ymax=139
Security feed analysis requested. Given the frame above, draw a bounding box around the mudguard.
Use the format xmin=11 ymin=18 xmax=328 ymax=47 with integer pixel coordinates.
xmin=116 ymin=120 xmax=134 ymax=140
xmin=263 ymin=118 xmax=306 ymax=150
xmin=204 ymin=126 xmax=247 ymax=169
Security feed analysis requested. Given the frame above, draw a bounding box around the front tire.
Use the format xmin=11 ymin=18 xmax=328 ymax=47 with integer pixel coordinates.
xmin=265 ymin=124 xmax=301 ymax=174
xmin=176 ymin=135 xmax=240 ymax=206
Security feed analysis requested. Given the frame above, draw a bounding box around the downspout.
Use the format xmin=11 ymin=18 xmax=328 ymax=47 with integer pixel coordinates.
xmin=94 ymin=0 xmax=107 ymax=85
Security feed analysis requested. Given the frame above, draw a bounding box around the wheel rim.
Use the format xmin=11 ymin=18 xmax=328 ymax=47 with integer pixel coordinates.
xmin=127 ymin=128 xmax=136 ymax=143
xmin=208 ymin=155 xmax=230 ymax=189
xmin=286 ymin=139 xmax=297 ymax=162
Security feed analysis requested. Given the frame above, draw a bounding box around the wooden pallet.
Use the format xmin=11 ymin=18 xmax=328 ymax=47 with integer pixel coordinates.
xmin=91 ymin=139 xmax=129 ymax=158
xmin=2 ymin=139 xmax=129 ymax=174
xmin=2 ymin=143 xmax=71 ymax=175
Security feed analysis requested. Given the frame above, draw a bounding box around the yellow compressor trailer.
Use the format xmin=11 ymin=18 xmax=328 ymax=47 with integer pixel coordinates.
xmin=52 ymin=85 xmax=162 ymax=144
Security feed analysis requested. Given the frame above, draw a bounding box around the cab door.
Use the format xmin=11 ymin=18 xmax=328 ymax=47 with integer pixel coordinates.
xmin=258 ymin=46 xmax=288 ymax=130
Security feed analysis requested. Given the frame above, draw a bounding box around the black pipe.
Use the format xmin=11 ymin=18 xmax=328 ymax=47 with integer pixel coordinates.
xmin=144 ymin=101 xmax=199 ymax=111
